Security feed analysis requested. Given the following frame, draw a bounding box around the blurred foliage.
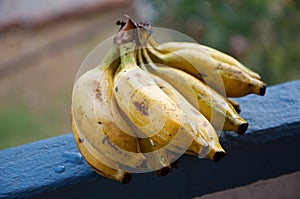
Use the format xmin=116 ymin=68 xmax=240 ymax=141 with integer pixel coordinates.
xmin=0 ymin=104 xmax=65 ymax=149
xmin=144 ymin=0 xmax=300 ymax=85
xmin=0 ymin=105 xmax=42 ymax=149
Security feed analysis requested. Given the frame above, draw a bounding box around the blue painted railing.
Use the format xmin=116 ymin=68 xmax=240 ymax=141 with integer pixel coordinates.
xmin=1 ymin=79 xmax=300 ymax=199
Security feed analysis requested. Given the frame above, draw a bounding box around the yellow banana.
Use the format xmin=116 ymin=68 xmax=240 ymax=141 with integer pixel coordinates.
xmin=71 ymin=46 xmax=147 ymax=174
xmin=113 ymin=41 xmax=209 ymax=158
xmin=146 ymin=42 xmax=266 ymax=97
xmin=135 ymin=48 xmax=176 ymax=176
xmin=150 ymin=38 xmax=261 ymax=80
xmin=71 ymin=112 xmax=131 ymax=183
xmin=149 ymin=70 xmax=226 ymax=162
xmin=137 ymin=47 xmax=225 ymax=162
xmin=199 ymin=45 xmax=261 ymax=80
xmin=142 ymin=47 xmax=248 ymax=135
xmin=111 ymin=89 xmax=173 ymax=176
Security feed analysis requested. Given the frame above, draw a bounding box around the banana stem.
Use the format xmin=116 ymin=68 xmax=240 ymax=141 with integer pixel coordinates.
xmin=97 ymin=46 xmax=120 ymax=71
xmin=118 ymin=42 xmax=138 ymax=71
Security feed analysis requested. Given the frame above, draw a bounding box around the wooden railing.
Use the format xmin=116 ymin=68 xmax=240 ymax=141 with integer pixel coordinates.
xmin=1 ymin=79 xmax=300 ymax=199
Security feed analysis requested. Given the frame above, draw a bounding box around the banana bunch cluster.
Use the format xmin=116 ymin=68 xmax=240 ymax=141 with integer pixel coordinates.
xmin=71 ymin=18 xmax=266 ymax=184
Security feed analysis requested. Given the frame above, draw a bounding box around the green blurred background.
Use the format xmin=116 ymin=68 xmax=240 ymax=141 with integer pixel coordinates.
xmin=144 ymin=0 xmax=300 ymax=85
xmin=0 ymin=0 xmax=299 ymax=149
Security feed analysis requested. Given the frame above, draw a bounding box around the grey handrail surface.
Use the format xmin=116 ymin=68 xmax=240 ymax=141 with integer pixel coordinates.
xmin=1 ymin=79 xmax=300 ymax=199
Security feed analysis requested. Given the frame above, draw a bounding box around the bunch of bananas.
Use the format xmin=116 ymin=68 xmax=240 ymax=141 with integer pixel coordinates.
xmin=71 ymin=17 xmax=266 ymax=184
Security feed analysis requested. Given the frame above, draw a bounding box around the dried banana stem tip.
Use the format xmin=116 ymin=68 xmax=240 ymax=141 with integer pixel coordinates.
xmin=234 ymin=105 xmax=241 ymax=114
xmin=114 ymin=17 xmax=137 ymax=45
xmin=155 ymin=167 xmax=172 ymax=177
xmin=260 ymin=83 xmax=267 ymax=96
xmin=213 ymin=151 xmax=226 ymax=163
xmin=237 ymin=122 xmax=249 ymax=135
xmin=120 ymin=173 xmax=132 ymax=184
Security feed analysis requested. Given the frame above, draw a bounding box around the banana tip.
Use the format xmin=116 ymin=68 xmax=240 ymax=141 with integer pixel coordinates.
xmin=237 ymin=122 xmax=249 ymax=135
xmin=155 ymin=166 xmax=172 ymax=177
xmin=234 ymin=106 xmax=241 ymax=114
xmin=259 ymin=83 xmax=267 ymax=96
xmin=121 ymin=173 xmax=132 ymax=184
xmin=213 ymin=151 xmax=226 ymax=163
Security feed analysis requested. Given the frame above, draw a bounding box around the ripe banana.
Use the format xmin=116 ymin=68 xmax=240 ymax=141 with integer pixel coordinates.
xmin=72 ymin=112 xmax=131 ymax=183
xmin=71 ymin=46 xmax=147 ymax=174
xmin=141 ymin=47 xmax=248 ymax=135
xmin=150 ymin=70 xmax=226 ymax=162
xmin=113 ymin=41 xmax=209 ymax=158
xmin=146 ymin=41 xmax=266 ymax=97
xmin=137 ymin=48 xmax=225 ymax=162
xmin=151 ymin=39 xmax=261 ymax=80
xmin=111 ymin=89 xmax=174 ymax=175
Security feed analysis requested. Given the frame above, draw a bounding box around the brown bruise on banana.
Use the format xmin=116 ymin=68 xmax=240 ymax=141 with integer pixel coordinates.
xmin=133 ymin=101 xmax=149 ymax=116
xmin=95 ymin=92 xmax=102 ymax=101
xmin=78 ymin=137 xmax=85 ymax=143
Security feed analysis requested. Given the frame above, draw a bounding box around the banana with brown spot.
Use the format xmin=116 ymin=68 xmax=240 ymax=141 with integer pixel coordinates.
xmin=114 ymin=42 xmax=209 ymax=157
xmin=142 ymin=47 xmax=248 ymax=135
xmin=71 ymin=46 xmax=147 ymax=176
xmin=138 ymin=48 xmax=225 ymax=162
xmin=72 ymin=111 xmax=131 ymax=183
xmin=150 ymin=38 xmax=261 ymax=80
xmin=146 ymin=41 xmax=266 ymax=97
